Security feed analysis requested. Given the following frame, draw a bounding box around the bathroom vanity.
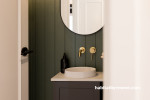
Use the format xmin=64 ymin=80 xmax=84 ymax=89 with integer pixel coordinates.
xmin=51 ymin=72 xmax=103 ymax=100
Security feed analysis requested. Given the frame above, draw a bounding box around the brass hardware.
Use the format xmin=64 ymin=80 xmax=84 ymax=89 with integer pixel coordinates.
xmin=79 ymin=47 xmax=85 ymax=58
xmin=90 ymin=47 xmax=96 ymax=60
xmin=101 ymin=52 xmax=104 ymax=59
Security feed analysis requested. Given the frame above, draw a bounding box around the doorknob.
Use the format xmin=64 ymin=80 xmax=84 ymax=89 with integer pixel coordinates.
xmin=21 ymin=47 xmax=33 ymax=56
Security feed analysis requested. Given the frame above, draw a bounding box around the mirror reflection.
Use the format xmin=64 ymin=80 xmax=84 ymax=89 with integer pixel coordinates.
xmin=61 ymin=0 xmax=103 ymax=35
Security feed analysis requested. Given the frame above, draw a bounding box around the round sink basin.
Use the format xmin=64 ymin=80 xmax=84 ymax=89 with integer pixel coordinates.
xmin=65 ymin=67 xmax=96 ymax=78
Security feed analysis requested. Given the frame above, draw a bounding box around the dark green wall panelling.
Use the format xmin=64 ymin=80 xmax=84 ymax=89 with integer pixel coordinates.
xmin=29 ymin=0 xmax=103 ymax=100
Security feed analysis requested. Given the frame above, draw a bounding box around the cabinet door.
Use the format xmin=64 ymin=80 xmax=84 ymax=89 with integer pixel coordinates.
xmin=60 ymin=88 xmax=98 ymax=100
xmin=53 ymin=82 xmax=103 ymax=100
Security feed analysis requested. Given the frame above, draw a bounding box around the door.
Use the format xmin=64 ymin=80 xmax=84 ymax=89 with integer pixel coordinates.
xmin=0 ymin=0 xmax=29 ymax=100
xmin=0 ymin=0 xmax=19 ymax=100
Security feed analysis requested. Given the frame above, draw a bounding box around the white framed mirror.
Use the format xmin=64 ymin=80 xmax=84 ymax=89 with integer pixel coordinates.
xmin=61 ymin=0 xmax=104 ymax=35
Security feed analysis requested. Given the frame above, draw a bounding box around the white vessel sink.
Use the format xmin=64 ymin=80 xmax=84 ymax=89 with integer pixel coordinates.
xmin=65 ymin=67 xmax=96 ymax=78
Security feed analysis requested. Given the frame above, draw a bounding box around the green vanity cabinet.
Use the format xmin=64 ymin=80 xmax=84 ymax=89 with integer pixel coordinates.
xmin=52 ymin=82 xmax=103 ymax=100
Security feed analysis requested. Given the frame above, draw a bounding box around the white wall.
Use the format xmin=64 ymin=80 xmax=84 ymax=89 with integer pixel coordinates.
xmin=104 ymin=0 xmax=150 ymax=100
xmin=0 ymin=0 xmax=18 ymax=100
xmin=138 ymin=0 xmax=150 ymax=99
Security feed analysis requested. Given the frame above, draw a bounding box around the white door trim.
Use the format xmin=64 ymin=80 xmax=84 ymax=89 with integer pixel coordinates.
xmin=18 ymin=0 xmax=21 ymax=100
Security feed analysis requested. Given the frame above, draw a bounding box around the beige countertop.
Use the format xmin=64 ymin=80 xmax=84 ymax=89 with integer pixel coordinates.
xmin=51 ymin=72 xmax=103 ymax=82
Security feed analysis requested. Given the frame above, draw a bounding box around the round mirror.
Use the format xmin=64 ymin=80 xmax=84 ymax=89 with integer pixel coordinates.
xmin=61 ymin=0 xmax=103 ymax=35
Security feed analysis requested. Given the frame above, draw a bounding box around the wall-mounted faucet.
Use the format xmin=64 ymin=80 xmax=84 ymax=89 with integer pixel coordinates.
xmin=79 ymin=47 xmax=85 ymax=58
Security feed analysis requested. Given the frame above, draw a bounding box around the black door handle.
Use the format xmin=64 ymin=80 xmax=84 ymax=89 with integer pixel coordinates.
xmin=21 ymin=47 xmax=33 ymax=56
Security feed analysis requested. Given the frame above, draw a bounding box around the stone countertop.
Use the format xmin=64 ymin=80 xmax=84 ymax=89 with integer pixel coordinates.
xmin=51 ymin=72 xmax=103 ymax=82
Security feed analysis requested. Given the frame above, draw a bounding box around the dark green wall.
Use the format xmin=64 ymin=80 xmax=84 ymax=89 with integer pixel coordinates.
xmin=29 ymin=0 xmax=103 ymax=100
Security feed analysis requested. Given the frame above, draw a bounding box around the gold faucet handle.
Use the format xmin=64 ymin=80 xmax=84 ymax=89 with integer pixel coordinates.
xmin=79 ymin=47 xmax=85 ymax=58
xmin=90 ymin=47 xmax=96 ymax=60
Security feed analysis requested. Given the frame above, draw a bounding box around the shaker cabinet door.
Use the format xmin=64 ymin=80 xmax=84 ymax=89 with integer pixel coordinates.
xmin=53 ymin=82 xmax=103 ymax=100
